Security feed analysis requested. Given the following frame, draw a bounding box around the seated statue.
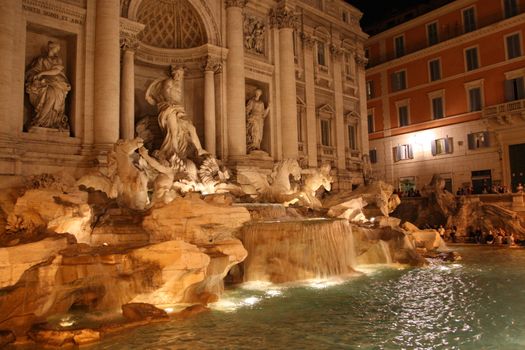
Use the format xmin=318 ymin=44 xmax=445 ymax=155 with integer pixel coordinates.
xmin=145 ymin=65 xmax=207 ymax=161
xmin=25 ymin=41 xmax=71 ymax=130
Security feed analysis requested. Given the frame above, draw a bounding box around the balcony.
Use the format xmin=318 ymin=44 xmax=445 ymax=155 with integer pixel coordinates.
xmin=483 ymin=99 xmax=525 ymax=125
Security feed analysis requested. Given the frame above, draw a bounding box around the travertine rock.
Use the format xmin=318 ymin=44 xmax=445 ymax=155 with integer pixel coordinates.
xmin=122 ymin=303 xmax=169 ymax=322
xmin=6 ymin=189 xmax=92 ymax=243
xmin=324 ymin=180 xmax=400 ymax=217
xmin=327 ymin=197 xmax=367 ymax=223
xmin=0 ymin=235 xmax=69 ymax=288
xmin=143 ymin=194 xmax=251 ymax=245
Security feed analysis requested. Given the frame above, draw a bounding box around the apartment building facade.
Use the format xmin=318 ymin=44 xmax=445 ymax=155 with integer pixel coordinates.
xmin=365 ymin=0 xmax=525 ymax=193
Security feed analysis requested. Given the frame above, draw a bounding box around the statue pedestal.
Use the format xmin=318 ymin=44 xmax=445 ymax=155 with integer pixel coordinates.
xmin=228 ymin=150 xmax=274 ymax=170
xmin=28 ymin=126 xmax=70 ymax=139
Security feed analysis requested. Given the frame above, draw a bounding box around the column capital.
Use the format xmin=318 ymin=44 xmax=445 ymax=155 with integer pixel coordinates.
xmin=203 ymin=56 xmax=222 ymax=73
xmin=225 ymin=0 xmax=248 ymax=9
xmin=269 ymin=3 xmax=299 ymax=30
xmin=300 ymin=32 xmax=315 ymax=49
xmin=355 ymin=55 xmax=368 ymax=68
xmin=329 ymin=44 xmax=344 ymax=58
xmin=120 ymin=35 xmax=140 ymax=52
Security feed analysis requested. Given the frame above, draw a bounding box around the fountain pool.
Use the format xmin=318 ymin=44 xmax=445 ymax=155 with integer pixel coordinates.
xmin=12 ymin=246 xmax=525 ymax=349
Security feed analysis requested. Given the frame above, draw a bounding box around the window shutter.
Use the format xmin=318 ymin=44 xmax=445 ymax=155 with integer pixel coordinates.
xmin=407 ymin=145 xmax=414 ymax=159
xmin=431 ymin=140 xmax=437 ymax=156
xmin=391 ymin=73 xmax=397 ymax=91
xmin=445 ymin=137 xmax=453 ymax=153
xmin=516 ymin=77 xmax=525 ymax=99
xmin=483 ymin=131 xmax=491 ymax=147
xmin=505 ymin=79 xmax=515 ymax=101
xmin=467 ymin=133 xmax=475 ymax=149
xmin=393 ymin=146 xmax=401 ymax=162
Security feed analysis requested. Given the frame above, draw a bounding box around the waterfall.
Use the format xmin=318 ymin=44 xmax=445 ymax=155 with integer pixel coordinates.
xmin=241 ymin=219 xmax=357 ymax=283
xmin=355 ymin=239 xmax=393 ymax=265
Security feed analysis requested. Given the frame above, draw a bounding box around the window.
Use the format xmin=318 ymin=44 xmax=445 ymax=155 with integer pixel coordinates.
xmin=366 ymin=80 xmax=374 ymax=99
xmin=396 ymin=99 xmax=410 ymax=127
xmin=468 ymin=87 xmax=482 ymax=111
xmin=317 ymin=42 xmax=326 ymax=66
xmin=394 ymin=35 xmax=405 ymax=58
xmin=364 ymin=48 xmax=370 ymax=59
xmin=367 ymin=111 xmax=374 ymax=133
xmin=467 ymin=131 xmax=491 ymax=149
xmin=320 ymin=119 xmax=331 ymax=146
xmin=504 ymin=0 xmax=519 ymax=18
xmin=431 ymin=137 xmax=453 ymax=156
xmin=393 ymin=144 xmax=413 ymax=162
xmin=391 ymin=70 xmax=407 ymax=91
xmin=369 ymin=149 xmax=378 ymax=163
xmin=462 ymin=7 xmax=476 ymax=33
xmin=347 ymin=125 xmax=357 ymax=150
xmin=432 ymin=97 xmax=444 ymax=119
xmin=429 ymin=58 xmax=441 ymax=81
xmin=342 ymin=11 xmax=349 ymax=23
xmin=506 ymin=33 xmax=522 ymax=59
xmin=465 ymin=47 xmax=479 ymax=71
xmin=505 ymin=77 xmax=525 ymax=101
xmin=427 ymin=22 xmax=439 ymax=46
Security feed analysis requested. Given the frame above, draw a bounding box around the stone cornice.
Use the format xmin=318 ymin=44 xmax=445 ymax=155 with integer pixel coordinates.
xmin=22 ymin=0 xmax=86 ymax=25
xmin=367 ymin=12 xmax=525 ymax=74
xmin=225 ymin=0 xmax=248 ymax=9
xmin=136 ymin=43 xmax=228 ymax=67
xmin=367 ymin=0 xmax=476 ymax=44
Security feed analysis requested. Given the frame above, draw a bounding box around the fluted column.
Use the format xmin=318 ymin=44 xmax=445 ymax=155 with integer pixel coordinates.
xmin=119 ymin=37 xmax=138 ymax=140
xmin=331 ymin=44 xmax=346 ymax=170
xmin=0 ymin=0 xmax=18 ymax=135
xmin=301 ymin=33 xmax=318 ymax=168
xmin=271 ymin=3 xmax=299 ymax=159
xmin=356 ymin=55 xmax=370 ymax=155
xmin=203 ymin=57 xmax=220 ymax=155
xmin=226 ymin=0 xmax=248 ymax=157
xmin=94 ymin=0 xmax=120 ymax=145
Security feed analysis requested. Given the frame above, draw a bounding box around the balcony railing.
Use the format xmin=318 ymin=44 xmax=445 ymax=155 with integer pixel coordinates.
xmin=483 ymin=99 xmax=525 ymax=122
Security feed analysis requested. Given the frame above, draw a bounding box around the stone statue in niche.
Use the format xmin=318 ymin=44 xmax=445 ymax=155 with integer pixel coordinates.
xmin=244 ymin=16 xmax=266 ymax=54
xmin=25 ymin=41 xmax=71 ymax=130
xmin=145 ymin=65 xmax=208 ymax=161
xmin=246 ymin=88 xmax=270 ymax=152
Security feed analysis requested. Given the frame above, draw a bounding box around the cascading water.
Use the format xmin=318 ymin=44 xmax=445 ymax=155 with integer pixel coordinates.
xmin=240 ymin=218 xmax=357 ymax=283
xmin=355 ymin=239 xmax=393 ymax=265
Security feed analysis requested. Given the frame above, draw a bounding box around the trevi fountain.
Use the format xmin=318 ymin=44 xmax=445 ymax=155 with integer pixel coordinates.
xmin=1 ymin=0 xmax=525 ymax=349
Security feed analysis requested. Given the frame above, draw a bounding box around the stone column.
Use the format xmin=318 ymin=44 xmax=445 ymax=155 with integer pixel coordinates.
xmin=356 ymin=55 xmax=370 ymax=155
xmin=271 ymin=3 xmax=299 ymax=159
xmin=0 ymin=0 xmax=18 ymax=136
xmin=94 ymin=0 xmax=120 ymax=145
xmin=119 ymin=36 xmax=138 ymax=140
xmin=203 ymin=57 xmax=220 ymax=155
xmin=301 ymin=33 xmax=318 ymax=168
xmin=331 ymin=45 xmax=346 ymax=170
xmin=225 ymin=0 xmax=248 ymax=157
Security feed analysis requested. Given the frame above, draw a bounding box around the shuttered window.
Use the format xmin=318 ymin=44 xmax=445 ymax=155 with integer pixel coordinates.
xmin=463 ymin=7 xmax=476 ymax=33
xmin=469 ymin=88 xmax=482 ymax=111
xmin=369 ymin=149 xmax=378 ymax=164
xmin=465 ymin=47 xmax=479 ymax=71
xmin=506 ymin=34 xmax=522 ymax=59
xmin=467 ymin=132 xmax=491 ymax=149
xmin=393 ymin=144 xmax=413 ymax=162
xmin=431 ymin=137 xmax=454 ymax=156
xmin=505 ymin=77 xmax=525 ymax=101
xmin=429 ymin=59 xmax=441 ymax=81
xmin=432 ymin=97 xmax=444 ymax=119
xmin=391 ymin=70 xmax=407 ymax=91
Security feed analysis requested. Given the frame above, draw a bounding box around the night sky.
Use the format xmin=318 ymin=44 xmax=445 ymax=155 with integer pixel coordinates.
xmin=347 ymin=0 xmax=447 ymax=32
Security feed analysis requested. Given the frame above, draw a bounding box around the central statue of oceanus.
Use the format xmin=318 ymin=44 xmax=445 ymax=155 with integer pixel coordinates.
xmin=145 ymin=65 xmax=208 ymax=161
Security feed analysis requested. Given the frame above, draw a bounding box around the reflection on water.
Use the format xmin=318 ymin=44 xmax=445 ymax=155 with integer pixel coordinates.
xmin=31 ymin=247 xmax=525 ymax=349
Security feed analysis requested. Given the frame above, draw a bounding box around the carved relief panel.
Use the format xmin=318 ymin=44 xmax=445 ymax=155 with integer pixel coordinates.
xmin=244 ymin=15 xmax=266 ymax=56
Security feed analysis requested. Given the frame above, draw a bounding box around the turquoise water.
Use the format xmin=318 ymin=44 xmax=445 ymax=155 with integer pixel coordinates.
xmin=66 ymin=246 xmax=525 ymax=349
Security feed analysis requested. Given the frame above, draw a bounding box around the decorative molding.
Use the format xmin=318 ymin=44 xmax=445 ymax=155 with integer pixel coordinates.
xmin=329 ymin=44 xmax=344 ymax=58
xmin=300 ymin=32 xmax=315 ymax=48
xmin=136 ymin=42 xmax=228 ymax=68
xmin=269 ymin=3 xmax=299 ymax=30
xmin=355 ymin=55 xmax=368 ymax=68
xmin=120 ymin=17 xmax=144 ymax=52
xmin=203 ymin=55 xmax=222 ymax=73
xmin=225 ymin=0 xmax=248 ymax=9
xmin=22 ymin=0 xmax=86 ymax=26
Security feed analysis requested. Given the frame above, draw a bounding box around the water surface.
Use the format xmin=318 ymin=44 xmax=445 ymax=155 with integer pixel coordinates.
xmin=48 ymin=246 xmax=525 ymax=349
